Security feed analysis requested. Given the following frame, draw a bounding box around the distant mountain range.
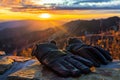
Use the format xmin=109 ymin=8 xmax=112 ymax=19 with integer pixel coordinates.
xmin=0 ymin=20 xmax=61 ymax=31
xmin=0 ymin=20 xmax=64 ymax=39
xmin=51 ymin=16 xmax=120 ymax=39
xmin=0 ymin=20 xmax=60 ymax=52
xmin=0 ymin=16 xmax=120 ymax=53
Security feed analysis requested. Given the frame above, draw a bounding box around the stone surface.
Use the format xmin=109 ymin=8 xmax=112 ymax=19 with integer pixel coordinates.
xmin=7 ymin=61 xmax=120 ymax=80
xmin=7 ymin=56 xmax=31 ymax=62
xmin=0 ymin=59 xmax=36 ymax=80
xmin=0 ymin=57 xmax=14 ymax=74
xmin=0 ymin=51 xmax=6 ymax=56
xmin=0 ymin=56 xmax=32 ymax=75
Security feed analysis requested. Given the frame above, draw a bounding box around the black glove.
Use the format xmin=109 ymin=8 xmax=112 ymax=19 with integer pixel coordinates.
xmin=66 ymin=38 xmax=113 ymax=67
xmin=32 ymin=43 xmax=94 ymax=77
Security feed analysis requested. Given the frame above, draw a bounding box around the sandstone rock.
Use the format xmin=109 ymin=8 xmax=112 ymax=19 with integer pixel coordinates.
xmin=7 ymin=56 xmax=31 ymax=62
xmin=0 ymin=57 xmax=14 ymax=74
xmin=0 ymin=51 xmax=6 ymax=56
xmin=7 ymin=61 xmax=120 ymax=80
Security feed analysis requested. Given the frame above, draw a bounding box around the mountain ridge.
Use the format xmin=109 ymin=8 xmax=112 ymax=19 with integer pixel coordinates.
xmin=63 ymin=16 xmax=120 ymax=36
xmin=0 ymin=16 xmax=120 ymax=53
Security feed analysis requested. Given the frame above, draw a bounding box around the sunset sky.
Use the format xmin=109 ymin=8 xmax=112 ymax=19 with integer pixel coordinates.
xmin=0 ymin=0 xmax=120 ymax=21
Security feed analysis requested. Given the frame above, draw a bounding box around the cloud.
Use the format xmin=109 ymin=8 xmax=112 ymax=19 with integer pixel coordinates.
xmin=47 ymin=0 xmax=120 ymax=9
xmin=0 ymin=0 xmax=120 ymax=9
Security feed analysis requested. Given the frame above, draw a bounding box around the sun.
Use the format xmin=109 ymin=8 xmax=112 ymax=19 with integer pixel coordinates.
xmin=39 ymin=13 xmax=51 ymax=19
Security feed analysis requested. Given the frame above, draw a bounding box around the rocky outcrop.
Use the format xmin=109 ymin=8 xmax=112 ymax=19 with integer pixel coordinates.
xmin=7 ymin=61 xmax=120 ymax=80
xmin=0 ymin=56 xmax=35 ymax=80
xmin=7 ymin=56 xmax=31 ymax=62
xmin=0 ymin=56 xmax=32 ymax=75
xmin=0 ymin=57 xmax=14 ymax=74
xmin=0 ymin=51 xmax=6 ymax=56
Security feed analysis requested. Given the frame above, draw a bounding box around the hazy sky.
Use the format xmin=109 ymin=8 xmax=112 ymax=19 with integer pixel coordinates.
xmin=0 ymin=0 xmax=120 ymax=21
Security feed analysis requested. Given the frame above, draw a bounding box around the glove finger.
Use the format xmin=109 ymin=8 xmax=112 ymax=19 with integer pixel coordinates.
xmin=60 ymin=60 xmax=81 ymax=77
xmin=78 ymin=48 xmax=100 ymax=67
xmin=87 ymin=47 xmax=109 ymax=65
xmin=72 ymin=55 xmax=94 ymax=67
xmin=94 ymin=47 xmax=113 ymax=62
xmin=65 ymin=57 xmax=91 ymax=74
xmin=49 ymin=61 xmax=71 ymax=77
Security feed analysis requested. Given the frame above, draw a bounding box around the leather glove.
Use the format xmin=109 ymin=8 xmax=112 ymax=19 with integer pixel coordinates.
xmin=66 ymin=38 xmax=113 ymax=67
xmin=32 ymin=43 xmax=94 ymax=77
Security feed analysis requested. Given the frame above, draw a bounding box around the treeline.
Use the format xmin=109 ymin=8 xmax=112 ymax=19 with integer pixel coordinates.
xmin=54 ymin=30 xmax=120 ymax=60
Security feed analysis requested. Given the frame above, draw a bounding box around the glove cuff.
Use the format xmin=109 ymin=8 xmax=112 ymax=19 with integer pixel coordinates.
xmin=32 ymin=43 xmax=67 ymax=65
xmin=32 ymin=43 xmax=58 ymax=58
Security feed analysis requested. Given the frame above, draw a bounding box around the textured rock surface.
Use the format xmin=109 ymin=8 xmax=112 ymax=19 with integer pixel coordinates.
xmin=7 ymin=61 xmax=120 ymax=80
xmin=0 ymin=51 xmax=6 ymax=56
xmin=0 ymin=56 xmax=32 ymax=75
xmin=0 ymin=57 xmax=14 ymax=74
xmin=7 ymin=56 xmax=31 ymax=62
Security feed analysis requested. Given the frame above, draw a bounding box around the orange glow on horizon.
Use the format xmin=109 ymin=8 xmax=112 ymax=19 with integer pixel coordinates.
xmin=0 ymin=8 xmax=120 ymax=21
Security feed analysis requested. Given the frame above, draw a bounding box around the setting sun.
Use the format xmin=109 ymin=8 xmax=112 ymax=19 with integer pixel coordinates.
xmin=39 ymin=13 xmax=51 ymax=19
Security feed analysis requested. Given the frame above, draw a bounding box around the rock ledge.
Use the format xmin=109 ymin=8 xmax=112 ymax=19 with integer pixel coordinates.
xmin=7 ymin=61 xmax=120 ymax=80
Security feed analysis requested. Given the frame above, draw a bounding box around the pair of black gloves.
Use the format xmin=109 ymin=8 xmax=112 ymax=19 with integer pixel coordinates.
xmin=32 ymin=38 xmax=112 ymax=77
